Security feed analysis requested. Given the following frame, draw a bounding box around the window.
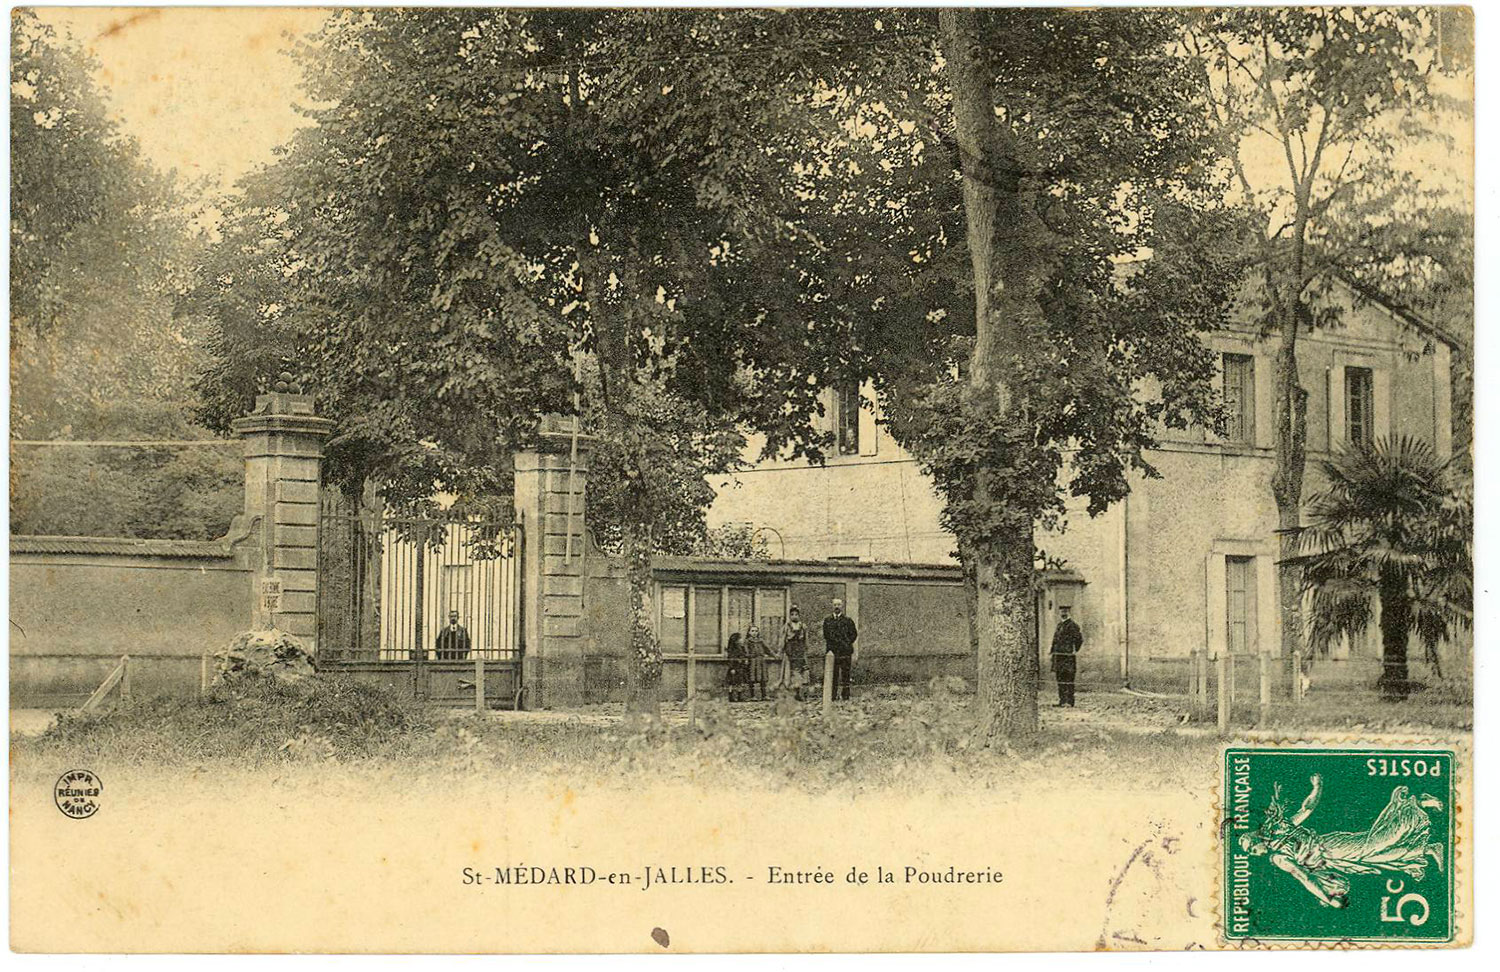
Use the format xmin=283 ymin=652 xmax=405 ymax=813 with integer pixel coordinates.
xmin=1225 ymin=555 xmax=1256 ymax=654
xmin=691 ymin=586 xmax=721 ymax=653
xmin=441 ymin=563 xmax=472 ymax=614
xmin=834 ymin=381 xmax=860 ymax=455
xmin=1223 ymin=353 xmax=1255 ymax=445
xmin=656 ymin=583 xmax=789 ymax=655
xmin=1346 ymin=366 xmax=1375 ymax=449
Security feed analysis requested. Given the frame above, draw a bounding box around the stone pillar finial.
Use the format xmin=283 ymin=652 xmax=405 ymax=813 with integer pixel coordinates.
xmin=231 ymin=392 xmax=336 ymax=645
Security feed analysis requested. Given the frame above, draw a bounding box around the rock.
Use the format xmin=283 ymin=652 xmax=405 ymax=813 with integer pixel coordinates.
xmin=928 ymin=674 xmax=973 ymax=696
xmin=213 ymin=629 xmax=316 ymax=686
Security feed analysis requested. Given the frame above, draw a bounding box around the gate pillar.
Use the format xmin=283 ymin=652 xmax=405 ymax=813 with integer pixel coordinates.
xmin=231 ymin=384 xmax=335 ymax=646
xmin=513 ymin=415 xmax=594 ymax=708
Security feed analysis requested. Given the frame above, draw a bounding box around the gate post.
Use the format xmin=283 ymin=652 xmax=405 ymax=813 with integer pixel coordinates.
xmin=231 ymin=383 xmax=335 ymax=650
xmin=513 ymin=415 xmax=595 ymax=708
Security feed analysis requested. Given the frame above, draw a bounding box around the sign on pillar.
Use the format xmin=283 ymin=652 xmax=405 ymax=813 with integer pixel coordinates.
xmin=231 ymin=380 xmax=335 ymax=646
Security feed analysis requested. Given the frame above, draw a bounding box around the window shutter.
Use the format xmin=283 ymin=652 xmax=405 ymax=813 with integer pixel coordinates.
xmin=858 ymin=381 xmax=878 ymax=456
xmin=1327 ymin=364 xmax=1346 ymax=451
xmin=1205 ymin=553 xmax=1228 ymax=659
xmin=1372 ymin=368 xmax=1391 ymax=442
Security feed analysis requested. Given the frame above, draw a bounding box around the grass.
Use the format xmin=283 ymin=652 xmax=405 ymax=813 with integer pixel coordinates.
xmin=13 ymin=680 xmax=1228 ymax=796
xmin=12 ymin=673 xmax=1468 ymax=798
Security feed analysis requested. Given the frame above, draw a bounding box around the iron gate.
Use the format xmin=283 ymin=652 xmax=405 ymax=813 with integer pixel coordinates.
xmin=318 ymin=499 xmax=524 ymax=704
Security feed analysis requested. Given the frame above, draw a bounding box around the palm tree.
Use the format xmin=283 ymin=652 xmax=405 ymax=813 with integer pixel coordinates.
xmin=1292 ymin=436 xmax=1472 ymax=700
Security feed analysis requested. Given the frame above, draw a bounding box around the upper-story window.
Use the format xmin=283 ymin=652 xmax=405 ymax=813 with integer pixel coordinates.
xmin=1222 ymin=353 xmax=1255 ymax=446
xmin=834 ymin=380 xmax=860 ymax=455
xmin=1346 ymin=366 xmax=1375 ymax=449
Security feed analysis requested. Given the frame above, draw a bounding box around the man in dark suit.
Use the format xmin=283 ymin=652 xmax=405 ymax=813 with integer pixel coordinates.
xmin=822 ymin=597 xmax=858 ymax=701
xmin=1049 ymin=605 xmax=1083 ymax=707
xmin=436 ymin=610 xmax=472 ymax=660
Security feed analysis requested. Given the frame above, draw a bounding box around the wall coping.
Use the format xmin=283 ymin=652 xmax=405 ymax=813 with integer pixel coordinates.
xmin=9 ymin=514 xmax=260 ymax=562
xmin=10 ymin=534 xmax=238 ymax=559
xmin=653 ymin=555 xmax=963 ymax=583
xmin=653 ymin=557 xmax=1089 ymax=586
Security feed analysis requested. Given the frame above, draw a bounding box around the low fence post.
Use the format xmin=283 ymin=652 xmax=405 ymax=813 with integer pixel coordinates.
xmin=474 ymin=652 xmax=485 ymax=714
xmin=1199 ymin=650 xmax=1210 ymax=717
xmin=120 ymin=654 xmax=131 ymax=701
xmin=822 ymin=652 xmax=834 ymax=717
xmin=1189 ymin=649 xmax=1205 ymax=720
xmin=1292 ymin=649 xmax=1305 ymax=703
xmin=1258 ymin=652 xmax=1271 ymax=727
xmin=1216 ymin=651 xmax=1231 ymax=732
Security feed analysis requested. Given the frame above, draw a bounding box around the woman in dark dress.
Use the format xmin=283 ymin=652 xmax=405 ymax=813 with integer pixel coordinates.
xmin=781 ymin=606 xmax=809 ymax=701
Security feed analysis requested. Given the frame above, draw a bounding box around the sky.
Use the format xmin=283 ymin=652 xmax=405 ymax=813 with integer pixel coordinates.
xmin=41 ymin=6 xmax=1471 ymax=214
xmin=36 ymin=6 xmax=328 ymax=193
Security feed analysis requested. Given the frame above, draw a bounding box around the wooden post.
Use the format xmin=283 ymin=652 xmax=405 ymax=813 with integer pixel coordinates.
xmin=1216 ymin=651 xmax=1231 ymax=732
xmin=1194 ymin=648 xmax=1206 ymax=717
xmin=1258 ymin=652 xmax=1271 ymax=727
xmin=1292 ymin=650 xmax=1305 ymax=703
xmin=201 ymin=653 xmax=210 ymax=698
xmin=120 ymin=655 xmax=131 ymax=702
xmin=474 ymin=652 xmax=485 ymax=714
xmin=685 ymin=588 xmax=697 ymax=702
xmin=822 ymin=651 xmax=835 ymax=717
xmin=1198 ymin=649 xmax=1210 ymax=718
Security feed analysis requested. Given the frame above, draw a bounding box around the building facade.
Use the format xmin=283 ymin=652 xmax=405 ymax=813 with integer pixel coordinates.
xmin=701 ymin=280 xmax=1459 ymax=690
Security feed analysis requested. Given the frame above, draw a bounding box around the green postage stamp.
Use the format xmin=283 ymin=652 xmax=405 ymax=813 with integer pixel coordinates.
xmin=1223 ymin=747 xmax=1456 ymax=944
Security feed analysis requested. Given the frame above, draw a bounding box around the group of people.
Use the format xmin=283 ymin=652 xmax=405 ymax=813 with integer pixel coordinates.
xmin=724 ymin=598 xmax=859 ymax=702
xmin=434 ymin=595 xmax=1086 ymax=706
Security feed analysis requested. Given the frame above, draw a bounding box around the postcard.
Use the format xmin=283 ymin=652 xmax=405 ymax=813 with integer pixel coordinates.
xmin=8 ymin=5 xmax=1475 ymax=952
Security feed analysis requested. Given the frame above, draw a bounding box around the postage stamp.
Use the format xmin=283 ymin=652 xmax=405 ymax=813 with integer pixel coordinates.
xmin=1222 ymin=747 xmax=1455 ymax=944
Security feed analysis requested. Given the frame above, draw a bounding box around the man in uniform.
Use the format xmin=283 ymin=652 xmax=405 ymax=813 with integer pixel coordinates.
xmin=1049 ymin=604 xmax=1083 ymax=707
xmin=822 ymin=597 xmax=858 ymax=701
xmin=436 ymin=609 xmax=472 ymax=660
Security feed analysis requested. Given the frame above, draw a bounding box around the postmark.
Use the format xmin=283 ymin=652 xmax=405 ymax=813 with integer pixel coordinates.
xmin=1222 ymin=747 xmax=1454 ymax=944
xmin=54 ymin=769 xmax=103 ymax=820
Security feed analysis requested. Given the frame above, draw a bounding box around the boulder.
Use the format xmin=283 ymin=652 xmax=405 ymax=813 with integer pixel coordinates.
xmin=213 ymin=629 xmax=316 ymax=686
xmin=927 ymin=674 xmax=973 ymax=696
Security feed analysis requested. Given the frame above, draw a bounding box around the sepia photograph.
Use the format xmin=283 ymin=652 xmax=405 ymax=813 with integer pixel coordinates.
xmin=6 ymin=4 xmax=1477 ymax=953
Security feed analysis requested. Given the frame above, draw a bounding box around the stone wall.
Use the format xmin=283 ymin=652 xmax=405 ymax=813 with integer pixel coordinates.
xmin=636 ymin=557 xmax=976 ymax=702
xmin=10 ymin=390 xmax=332 ymax=707
xmin=8 ymin=534 xmax=257 ymax=705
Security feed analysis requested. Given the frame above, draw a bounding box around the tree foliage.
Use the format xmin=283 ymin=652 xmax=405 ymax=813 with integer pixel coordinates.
xmin=1184 ymin=8 xmax=1471 ymax=664
xmin=9 ymin=10 xmax=238 ymax=539
xmin=1294 ymin=437 xmax=1471 ymax=698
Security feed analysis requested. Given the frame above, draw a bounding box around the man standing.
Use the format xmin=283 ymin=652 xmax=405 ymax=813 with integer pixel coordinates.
xmin=822 ymin=597 xmax=858 ymax=701
xmin=1049 ymin=605 xmax=1083 ymax=707
xmin=436 ymin=609 xmax=472 ymax=660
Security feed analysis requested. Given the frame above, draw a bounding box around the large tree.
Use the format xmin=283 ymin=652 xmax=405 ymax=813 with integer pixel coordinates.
xmin=853 ymin=9 xmax=1248 ymax=737
xmin=187 ymin=9 xmax=902 ymax=704
xmin=193 ymin=9 xmax=1248 ymax=728
xmin=1184 ymin=9 xmax=1471 ymax=679
xmin=9 ymin=10 xmax=237 ymax=539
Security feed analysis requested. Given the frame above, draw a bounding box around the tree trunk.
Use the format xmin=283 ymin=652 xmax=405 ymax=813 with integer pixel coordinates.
xmin=973 ymin=516 xmax=1040 ymax=738
xmin=578 ymin=226 xmax=661 ymax=715
xmin=1271 ymin=325 xmax=1309 ymax=694
xmin=1377 ymin=568 xmax=1413 ymax=700
xmin=960 ymin=542 xmax=980 ymax=662
xmin=621 ymin=520 xmax=662 ymax=716
xmin=358 ymin=475 xmax=383 ymax=657
xmin=940 ymin=8 xmax=1045 ymax=739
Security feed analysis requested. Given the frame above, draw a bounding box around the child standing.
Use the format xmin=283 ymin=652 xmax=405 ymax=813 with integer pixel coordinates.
xmin=745 ymin=625 xmax=770 ymax=701
xmin=725 ymin=632 xmax=749 ymax=702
